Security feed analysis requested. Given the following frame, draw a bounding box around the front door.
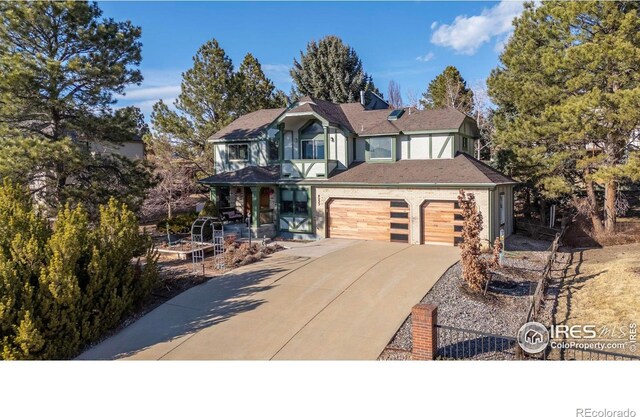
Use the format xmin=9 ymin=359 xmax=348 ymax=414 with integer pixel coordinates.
xmin=259 ymin=187 xmax=274 ymax=224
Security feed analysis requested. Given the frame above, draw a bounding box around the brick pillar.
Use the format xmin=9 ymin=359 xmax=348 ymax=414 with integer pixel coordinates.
xmin=412 ymin=304 xmax=438 ymax=360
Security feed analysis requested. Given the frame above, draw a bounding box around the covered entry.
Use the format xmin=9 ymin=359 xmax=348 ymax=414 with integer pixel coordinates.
xmin=421 ymin=201 xmax=463 ymax=246
xmin=327 ymin=198 xmax=409 ymax=243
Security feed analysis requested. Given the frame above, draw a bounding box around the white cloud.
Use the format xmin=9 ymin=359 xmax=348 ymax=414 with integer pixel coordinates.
xmin=117 ymin=85 xmax=181 ymax=101
xmin=430 ymin=1 xmax=525 ymax=55
xmin=114 ymin=68 xmax=184 ymax=118
xmin=416 ymin=52 xmax=435 ymax=62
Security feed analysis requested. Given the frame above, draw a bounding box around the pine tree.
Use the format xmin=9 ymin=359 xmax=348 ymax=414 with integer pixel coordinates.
xmin=151 ymin=39 xmax=236 ymax=176
xmin=37 ymin=204 xmax=89 ymax=358
xmin=0 ymin=136 xmax=155 ymax=217
xmin=235 ymin=53 xmax=287 ymax=116
xmin=0 ymin=180 xmax=158 ymax=359
xmin=290 ymin=35 xmax=377 ymax=103
xmin=0 ymin=180 xmax=49 ymax=359
xmin=83 ymin=198 xmax=156 ymax=340
xmin=0 ymin=1 xmax=153 ymax=215
xmin=421 ymin=66 xmax=474 ymax=114
xmin=487 ymin=1 xmax=640 ymax=233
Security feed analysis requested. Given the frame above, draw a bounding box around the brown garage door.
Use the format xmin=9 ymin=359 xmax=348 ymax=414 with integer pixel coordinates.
xmin=422 ymin=201 xmax=463 ymax=246
xmin=327 ymin=199 xmax=409 ymax=242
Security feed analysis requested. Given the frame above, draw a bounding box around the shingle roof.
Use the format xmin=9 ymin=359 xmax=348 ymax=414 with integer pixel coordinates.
xmin=199 ymin=165 xmax=280 ymax=185
xmin=210 ymin=108 xmax=285 ymax=140
xmin=209 ymin=97 xmax=474 ymax=141
xmin=325 ymin=153 xmax=516 ymax=185
xmin=288 ymin=97 xmax=354 ymax=130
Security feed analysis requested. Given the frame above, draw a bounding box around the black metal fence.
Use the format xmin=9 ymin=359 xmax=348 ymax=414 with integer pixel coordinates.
xmin=435 ymin=324 xmax=639 ymax=361
xmin=435 ymin=325 xmax=524 ymax=360
xmin=556 ymin=346 xmax=639 ymax=361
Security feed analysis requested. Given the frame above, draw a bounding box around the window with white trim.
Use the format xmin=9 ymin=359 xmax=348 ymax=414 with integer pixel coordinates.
xmin=499 ymin=192 xmax=506 ymax=225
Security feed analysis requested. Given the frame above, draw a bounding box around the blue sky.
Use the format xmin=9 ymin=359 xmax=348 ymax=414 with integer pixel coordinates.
xmin=99 ymin=1 xmax=525 ymax=120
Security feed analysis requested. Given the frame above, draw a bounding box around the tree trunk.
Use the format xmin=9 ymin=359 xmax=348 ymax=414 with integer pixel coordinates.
xmin=167 ymin=202 xmax=173 ymax=220
xmin=585 ymin=178 xmax=604 ymax=235
xmin=604 ymin=180 xmax=617 ymax=233
xmin=539 ymin=198 xmax=547 ymax=226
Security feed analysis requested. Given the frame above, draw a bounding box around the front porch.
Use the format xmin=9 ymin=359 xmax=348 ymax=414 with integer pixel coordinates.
xmin=199 ymin=165 xmax=282 ymax=239
xmin=210 ymin=185 xmax=278 ymax=239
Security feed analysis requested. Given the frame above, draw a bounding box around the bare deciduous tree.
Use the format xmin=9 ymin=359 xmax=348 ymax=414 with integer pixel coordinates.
xmin=471 ymin=81 xmax=495 ymax=161
xmin=406 ymin=88 xmax=422 ymax=110
xmin=142 ymin=134 xmax=201 ymax=221
xmin=387 ymin=80 xmax=403 ymax=109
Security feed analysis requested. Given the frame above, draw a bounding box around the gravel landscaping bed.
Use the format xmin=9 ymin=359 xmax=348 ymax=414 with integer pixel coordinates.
xmin=378 ymin=234 xmax=568 ymax=360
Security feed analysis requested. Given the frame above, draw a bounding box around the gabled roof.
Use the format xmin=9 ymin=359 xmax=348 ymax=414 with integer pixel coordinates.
xmin=210 ymin=108 xmax=285 ymax=140
xmin=325 ymin=153 xmax=516 ymax=186
xmin=199 ymin=165 xmax=280 ymax=185
xmin=208 ymin=97 xmax=476 ymax=141
xmin=286 ymin=97 xmax=354 ymax=130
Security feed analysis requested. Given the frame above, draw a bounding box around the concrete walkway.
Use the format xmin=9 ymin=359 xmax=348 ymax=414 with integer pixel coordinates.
xmin=78 ymin=239 xmax=459 ymax=360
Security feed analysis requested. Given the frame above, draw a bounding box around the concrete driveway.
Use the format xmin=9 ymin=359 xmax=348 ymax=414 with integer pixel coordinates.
xmin=78 ymin=239 xmax=459 ymax=360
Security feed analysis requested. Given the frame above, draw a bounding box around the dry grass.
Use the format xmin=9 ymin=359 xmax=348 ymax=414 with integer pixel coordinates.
xmin=554 ymin=243 xmax=640 ymax=328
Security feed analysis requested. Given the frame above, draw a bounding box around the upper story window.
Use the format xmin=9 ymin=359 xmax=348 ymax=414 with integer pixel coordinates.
xmin=300 ymin=121 xmax=324 ymax=136
xmin=462 ymin=137 xmax=469 ymax=150
xmin=369 ymin=137 xmax=393 ymax=160
xmin=301 ymin=139 xmax=324 ymax=159
xmin=228 ymin=143 xmax=249 ymax=161
xmin=299 ymin=120 xmax=325 ymax=160
xmin=268 ymin=136 xmax=279 ymax=161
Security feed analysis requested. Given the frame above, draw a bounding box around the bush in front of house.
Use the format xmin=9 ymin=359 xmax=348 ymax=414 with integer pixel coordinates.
xmin=222 ymin=240 xmax=283 ymax=269
xmin=156 ymin=212 xmax=199 ymax=234
xmin=198 ymin=200 xmax=220 ymax=219
xmin=0 ymin=180 xmax=158 ymax=360
xmin=457 ymin=190 xmax=489 ymax=292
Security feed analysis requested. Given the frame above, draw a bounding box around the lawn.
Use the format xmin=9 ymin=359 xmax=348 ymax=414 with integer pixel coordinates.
xmin=554 ymin=243 xmax=640 ymax=330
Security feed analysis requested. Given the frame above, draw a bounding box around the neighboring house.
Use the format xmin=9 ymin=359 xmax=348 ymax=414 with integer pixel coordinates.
xmin=77 ymin=138 xmax=145 ymax=160
xmin=200 ymin=95 xmax=516 ymax=246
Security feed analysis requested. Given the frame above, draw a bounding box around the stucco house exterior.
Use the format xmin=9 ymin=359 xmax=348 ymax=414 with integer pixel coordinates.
xmin=200 ymin=95 xmax=516 ymax=246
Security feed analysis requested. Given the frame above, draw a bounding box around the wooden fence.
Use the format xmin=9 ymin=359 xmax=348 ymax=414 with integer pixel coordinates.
xmin=515 ymin=218 xmax=563 ymax=241
xmin=526 ymin=229 xmax=565 ymax=322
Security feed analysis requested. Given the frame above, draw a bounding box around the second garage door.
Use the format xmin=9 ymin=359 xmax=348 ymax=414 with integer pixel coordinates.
xmin=327 ymin=199 xmax=409 ymax=242
xmin=422 ymin=201 xmax=463 ymax=246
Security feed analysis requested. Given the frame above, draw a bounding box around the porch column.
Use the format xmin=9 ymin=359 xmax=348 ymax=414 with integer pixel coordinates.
xmin=209 ymin=186 xmax=218 ymax=206
xmin=251 ymin=186 xmax=261 ymax=228
xmin=323 ymin=125 xmax=329 ymax=177
xmin=278 ymin=123 xmax=284 ymax=162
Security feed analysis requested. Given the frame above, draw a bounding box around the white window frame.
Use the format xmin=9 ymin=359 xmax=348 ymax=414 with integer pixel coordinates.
xmin=499 ymin=192 xmax=506 ymax=226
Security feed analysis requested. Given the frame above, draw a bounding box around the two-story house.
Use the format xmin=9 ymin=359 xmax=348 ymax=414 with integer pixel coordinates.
xmin=200 ymin=95 xmax=516 ymax=246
